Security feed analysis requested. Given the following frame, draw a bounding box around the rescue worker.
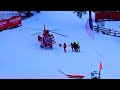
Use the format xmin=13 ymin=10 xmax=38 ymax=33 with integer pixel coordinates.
xmin=63 ymin=43 xmax=67 ymax=52
xmin=69 ymin=43 xmax=74 ymax=52
xmin=73 ymin=42 xmax=77 ymax=52
xmin=76 ymin=42 xmax=80 ymax=52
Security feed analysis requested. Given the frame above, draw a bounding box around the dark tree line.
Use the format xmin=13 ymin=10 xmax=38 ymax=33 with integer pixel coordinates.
xmin=74 ymin=11 xmax=87 ymax=18
xmin=17 ymin=11 xmax=40 ymax=17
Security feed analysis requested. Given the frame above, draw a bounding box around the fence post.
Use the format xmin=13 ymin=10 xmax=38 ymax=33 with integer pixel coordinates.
xmin=89 ymin=11 xmax=93 ymax=30
xmin=114 ymin=30 xmax=116 ymax=36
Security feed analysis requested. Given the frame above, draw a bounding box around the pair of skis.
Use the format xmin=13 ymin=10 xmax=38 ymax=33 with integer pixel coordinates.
xmin=58 ymin=69 xmax=85 ymax=79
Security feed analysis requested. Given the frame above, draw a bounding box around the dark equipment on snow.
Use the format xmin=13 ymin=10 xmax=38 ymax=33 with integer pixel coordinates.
xmin=59 ymin=44 xmax=62 ymax=47
xmin=90 ymin=71 xmax=99 ymax=79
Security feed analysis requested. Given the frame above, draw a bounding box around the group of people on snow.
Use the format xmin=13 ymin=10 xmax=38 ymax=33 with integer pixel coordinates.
xmin=69 ymin=42 xmax=80 ymax=52
xmin=59 ymin=42 xmax=80 ymax=52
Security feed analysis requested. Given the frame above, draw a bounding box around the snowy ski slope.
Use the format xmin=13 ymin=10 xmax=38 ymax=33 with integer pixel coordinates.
xmin=0 ymin=11 xmax=120 ymax=79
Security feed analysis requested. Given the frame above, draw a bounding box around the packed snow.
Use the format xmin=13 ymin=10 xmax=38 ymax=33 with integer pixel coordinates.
xmin=0 ymin=11 xmax=120 ymax=79
xmin=103 ymin=21 xmax=120 ymax=31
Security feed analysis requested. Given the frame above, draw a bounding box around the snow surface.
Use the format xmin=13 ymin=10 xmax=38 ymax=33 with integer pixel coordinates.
xmin=104 ymin=21 xmax=120 ymax=31
xmin=0 ymin=11 xmax=120 ymax=79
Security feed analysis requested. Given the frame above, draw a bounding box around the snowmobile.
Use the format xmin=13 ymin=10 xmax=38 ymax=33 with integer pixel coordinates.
xmin=30 ymin=24 xmax=68 ymax=49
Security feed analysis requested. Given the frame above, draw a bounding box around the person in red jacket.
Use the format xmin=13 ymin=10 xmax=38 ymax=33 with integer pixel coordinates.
xmin=69 ymin=43 xmax=74 ymax=52
xmin=63 ymin=43 xmax=67 ymax=52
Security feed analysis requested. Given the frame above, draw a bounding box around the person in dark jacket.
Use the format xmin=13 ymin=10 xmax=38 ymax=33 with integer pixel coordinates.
xmin=73 ymin=42 xmax=78 ymax=52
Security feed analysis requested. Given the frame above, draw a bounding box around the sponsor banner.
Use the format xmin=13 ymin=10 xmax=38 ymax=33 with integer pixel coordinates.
xmin=0 ymin=19 xmax=9 ymax=31
xmin=0 ymin=15 xmax=22 ymax=31
xmin=9 ymin=16 xmax=22 ymax=28
xmin=95 ymin=11 xmax=120 ymax=21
